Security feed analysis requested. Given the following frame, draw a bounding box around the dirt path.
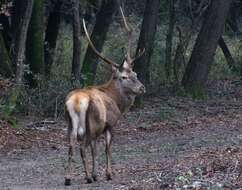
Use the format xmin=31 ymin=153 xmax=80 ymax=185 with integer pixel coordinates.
xmin=1 ymin=80 xmax=242 ymax=189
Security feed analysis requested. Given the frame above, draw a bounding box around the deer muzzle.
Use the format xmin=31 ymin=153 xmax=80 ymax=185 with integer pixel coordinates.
xmin=139 ymin=84 xmax=146 ymax=94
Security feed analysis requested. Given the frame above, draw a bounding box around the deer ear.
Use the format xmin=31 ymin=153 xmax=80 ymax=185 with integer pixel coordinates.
xmin=112 ymin=65 xmax=118 ymax=73
xmin=112 ymin=65 xmax=121 ymax=78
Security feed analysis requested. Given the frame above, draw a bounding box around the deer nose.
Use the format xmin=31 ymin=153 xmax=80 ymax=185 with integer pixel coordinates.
xmin=140 ymin=85 xmax=146 ymax=93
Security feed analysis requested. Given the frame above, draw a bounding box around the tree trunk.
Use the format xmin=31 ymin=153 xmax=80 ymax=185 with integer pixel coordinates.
xmin=0 ymin=31 xmax=12 ymax=77
xmin=133 ymin=0 xmax=159 ymax=106
xmin=4 ymin=0 xmax=34 ymax=119
xmin=134 ymin=0 xmax=160 ymax=86
xmin=227 ymin=1 xmax=240 ymax=33
xmin=71 ymin=0 xmax=82 ymax=87
xmin=11 ymin=0 xmax=24 ymax=34
xmin=26 ymin=0 xmax=45 ymax=87
xmin=165 ymin=0 xmax=175 ymax=80
xmin=11 ymin=0 xmax=26 ymax=55
xmin=13 ymin=0 xmax=34 ymax=84
xmin=181 ymin=0 xmax=231 ymax=97
xmin=218 ymin=37 xmax=236 ymax=70
xmin=81 ymin=0 xmax=117 ymax=85
xmin=0 ymin=14 xmax=11 ymax=52
xmin=173 ymin=28 xmax=186 ymax=85
xmin=44 ymin=1 xmax=62 ymax=76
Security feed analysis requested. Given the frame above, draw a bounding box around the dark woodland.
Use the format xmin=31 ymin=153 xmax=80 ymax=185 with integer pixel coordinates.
xmin=1 ymin=0 xmax=242 ymax=189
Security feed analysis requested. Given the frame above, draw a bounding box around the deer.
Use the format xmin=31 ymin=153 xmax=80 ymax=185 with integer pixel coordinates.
xmin=64 ymin=7 xmax=145 ymax=186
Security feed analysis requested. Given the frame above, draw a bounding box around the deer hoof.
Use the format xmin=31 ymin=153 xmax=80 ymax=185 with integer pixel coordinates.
xmin=86 ymin=177 xmax=93 ymax=184
xmin=92 ymin=175 xmax=98 ymax=181
xmin=106 ymin=173 xmax=112 ymax=180
xmin=64 ymin=178 xmax=71 ymax=186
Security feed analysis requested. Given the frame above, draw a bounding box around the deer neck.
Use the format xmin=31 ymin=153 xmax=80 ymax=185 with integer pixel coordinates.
xmin=100 ymin=78 xmax=136 ymax=113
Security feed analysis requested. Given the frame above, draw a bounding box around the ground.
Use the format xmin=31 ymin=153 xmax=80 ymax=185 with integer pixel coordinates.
xmin=1 ymin=79 xmax=242 ymax=189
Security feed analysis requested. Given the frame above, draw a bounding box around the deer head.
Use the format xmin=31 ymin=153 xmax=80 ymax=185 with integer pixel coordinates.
xmin=82 ymin=7 xmax=145 ymax=96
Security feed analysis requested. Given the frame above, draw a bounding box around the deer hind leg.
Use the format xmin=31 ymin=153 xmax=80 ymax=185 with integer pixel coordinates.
xmin=80 ymin=142 xmax=92 ymax=183
xmin=65 ymin=113 xmax=78 ymax=186
xmin=76 ymin=98 xmax=93 ymax=183
xmin=105 ymin=129 xmax=112 ymax=180
xmin=90 ymin=140 xmax=97 ymax=181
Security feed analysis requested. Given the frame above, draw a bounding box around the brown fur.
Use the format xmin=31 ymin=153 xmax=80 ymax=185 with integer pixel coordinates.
xmin=64 ymin=71 xmax=145 ymax=185
xmin=65 ymin=9 xmax=145 ymax=185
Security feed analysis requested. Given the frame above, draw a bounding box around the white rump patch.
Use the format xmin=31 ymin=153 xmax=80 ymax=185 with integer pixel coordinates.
xmin=66 ymin=100 xmax=78 ymax=138
xmin=66 ymin=97 xmax=89 ymax=138
xmin=78 ymin=98 xmax=89 ymax=137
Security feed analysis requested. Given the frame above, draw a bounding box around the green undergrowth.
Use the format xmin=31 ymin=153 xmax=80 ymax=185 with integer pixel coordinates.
xmin=1 ymin=16 xmax=242 ymax=120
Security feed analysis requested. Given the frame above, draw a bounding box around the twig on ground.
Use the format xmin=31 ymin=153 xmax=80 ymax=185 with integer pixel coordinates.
xmin=135 ymin=112 xmax=142 ymax=125
xmin=26 ymin=120 xmax=57 ymax=128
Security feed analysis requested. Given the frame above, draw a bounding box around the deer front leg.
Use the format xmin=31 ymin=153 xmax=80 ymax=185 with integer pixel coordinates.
xmin=80 ymin=144 xmax=92 ymax=183
xmin=91 ymin=140 xmax=98 ymax=181
xmin=105 ymin=129 xmax=112 ymax=180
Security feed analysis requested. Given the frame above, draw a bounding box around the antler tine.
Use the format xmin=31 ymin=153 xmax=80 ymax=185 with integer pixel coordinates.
xmin=131 ymin=48 xmax=145 ymax=64
xmin=119 ymin=7 xmax=132 ymax=34
xmin=120 ymin=7 xmax=132 ymax=63
xmin=82 ymin=19 xmax=119 ymax=68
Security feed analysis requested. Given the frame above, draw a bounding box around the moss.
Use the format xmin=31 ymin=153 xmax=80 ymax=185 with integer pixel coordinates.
xmin=0 ymin=32 xmax=13 ymax=77
xmin=134 ymin=96 xmax=145 ymax=108
xmin=175 ymin=87 xmax=187 ymax=97
xmin=26 ymin=0 xmax=44 ymax=87
xmin=82 ymin=72 xmax=95 ymax=86
xmin=186 ymin=85 xmax=206 ymax=99
xmin=0 ymin=86 xmax=24 ymax=128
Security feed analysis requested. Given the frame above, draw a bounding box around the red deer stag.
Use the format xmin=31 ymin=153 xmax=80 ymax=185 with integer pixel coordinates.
xmin=64 ymin=7 xmax=145 ymax=186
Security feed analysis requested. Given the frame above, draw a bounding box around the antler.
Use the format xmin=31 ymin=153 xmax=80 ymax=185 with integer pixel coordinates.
xmin=132 ymin=48 xmax=145 ymax=64
xmin=82 ymin=19 xmax=119 ymax=68
xmin=120 ymin=7 xmax=133 ymax=64
xmin=120 ymin=7 xmax=145 ymax=66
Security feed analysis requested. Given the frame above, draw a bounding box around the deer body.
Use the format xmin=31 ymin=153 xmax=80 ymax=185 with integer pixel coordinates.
xmin=65 ymin=77 xmax=137 ymax=140
xmin=64 ymin=8 xmax=145 ymax=186
xmin=65 ymin=67 xmax=144 ymax=185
